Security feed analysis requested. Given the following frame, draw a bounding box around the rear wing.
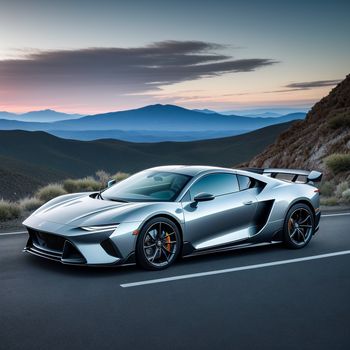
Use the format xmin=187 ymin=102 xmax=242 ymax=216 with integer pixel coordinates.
xmin=244 ymin=168 xmax=323 ymax=184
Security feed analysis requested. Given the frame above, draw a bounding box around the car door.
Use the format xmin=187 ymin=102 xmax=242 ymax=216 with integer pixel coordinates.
xmin=181 ymin=172 xmax=257 ymax=250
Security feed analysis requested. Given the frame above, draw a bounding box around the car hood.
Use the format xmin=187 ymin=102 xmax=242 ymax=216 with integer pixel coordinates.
xmin=27 ymin=194 xmax=151 ymax=227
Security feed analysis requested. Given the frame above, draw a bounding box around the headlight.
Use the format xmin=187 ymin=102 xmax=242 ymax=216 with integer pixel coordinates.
xmin=81 ymin=224 xmax=119 ymax=232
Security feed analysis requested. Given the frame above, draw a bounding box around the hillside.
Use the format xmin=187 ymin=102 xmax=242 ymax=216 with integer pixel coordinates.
xmin=0 ymin=156 xmax=65 ymax=201
xmin=247 ymin=75 xmax=350 ymax=180
xmin=48 ymin=129 xmax=246 ymax=142
xmin=0 ymin=121 xmax=293 ymax=200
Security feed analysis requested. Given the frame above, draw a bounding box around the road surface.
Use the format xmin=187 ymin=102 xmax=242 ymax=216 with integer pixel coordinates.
xmin=1 ymin=213 xmax=349 ymax=350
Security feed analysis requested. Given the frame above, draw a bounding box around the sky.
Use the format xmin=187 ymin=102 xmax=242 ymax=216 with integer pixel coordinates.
xmin=0 ymin=0 xmax=349 ymax=114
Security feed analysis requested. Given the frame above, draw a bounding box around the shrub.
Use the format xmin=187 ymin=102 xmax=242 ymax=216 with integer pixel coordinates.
xmin=335 ymin=181 xmax=349 ymax=198
xmin=19 ymin=197 xmax=43 ymax=211
xmin=0 ymin=200 xmax=21 ymax=221
xmin=112 ymin=171 xmax=130 ymax=182
xmin=325 ymin=153 xmax=350 ymax=174
xmin=342 ymin=189 xmax=350 ymax=203
xmin=95 ymin=170 xmax=110 ymax=185
xmin=319 ymin=181 xmax=334 ymax=197
xmin=328 ymin=114 xmax=350 ymax=129
xmin=63 ymin=179 xmax=79 ymax=193
xmin=63 ymin=177 xmax=102 ymax=193
xmin=320 ymin=197 xmax=338 ymax=206
xmin=36 ymin=184 xmax=67 ymax=202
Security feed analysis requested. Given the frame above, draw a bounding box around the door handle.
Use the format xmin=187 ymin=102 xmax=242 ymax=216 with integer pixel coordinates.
xmin=243 ymin=200 xmax=253 ymax=205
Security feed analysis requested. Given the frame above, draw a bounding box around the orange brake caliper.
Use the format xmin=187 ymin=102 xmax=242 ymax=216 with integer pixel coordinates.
xmin=165 ymin=233 xmax=171 ymax=252
xmin=288 ymin=218 xmax=293 ymax=232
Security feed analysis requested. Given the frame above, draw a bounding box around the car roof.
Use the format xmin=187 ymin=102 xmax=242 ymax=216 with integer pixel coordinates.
xmin=148 ymin=165 xmax=234 ymax=176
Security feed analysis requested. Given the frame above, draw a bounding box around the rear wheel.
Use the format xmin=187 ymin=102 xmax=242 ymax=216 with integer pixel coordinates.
xmin=283 ymin=203 xmax=314 ymax=249
xmin=136 ymin=217 xmax=181 ymax=270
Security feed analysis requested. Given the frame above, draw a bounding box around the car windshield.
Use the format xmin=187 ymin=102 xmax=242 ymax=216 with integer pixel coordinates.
xmin=102 ymin=170 xmax=192 ymax=202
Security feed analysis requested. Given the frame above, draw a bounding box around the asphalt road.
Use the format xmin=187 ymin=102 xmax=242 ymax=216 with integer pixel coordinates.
xmin=1 ymin=213 xmax=350 ymax=350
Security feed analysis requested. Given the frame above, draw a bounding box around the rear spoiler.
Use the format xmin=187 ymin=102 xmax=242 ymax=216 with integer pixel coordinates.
xmin=243 ymin=168 xmax=323 ymax=183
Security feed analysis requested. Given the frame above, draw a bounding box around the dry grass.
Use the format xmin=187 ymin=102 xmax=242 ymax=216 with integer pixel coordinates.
xmin=319 ymin=181 xmax=335 ymax=197
xmin=95 ymin=170 xmax=110 ymax=185
xmin=342 ymin=188 xmax=350 ymax=203
xmin=335 ymin=181 xmax=349 ymax=198
xmin=19 ymin=197 xmax=43 ymax=211
xmin=36 ymin=184 xmax=67 ymax=202
xmin=63 ymin=177 xmax=102 ymax=193
xmin=0 ymin=200 xmax=21 ymax=221
xmin=320 ymin=197 xmax=338 ymax=206
xmin=112 ymin=171 xmax=130 ymax=182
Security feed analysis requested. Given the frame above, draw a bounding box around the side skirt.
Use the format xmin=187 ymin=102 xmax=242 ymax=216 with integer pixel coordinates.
xmin=182 ymin=240 xmax=283 ymax=259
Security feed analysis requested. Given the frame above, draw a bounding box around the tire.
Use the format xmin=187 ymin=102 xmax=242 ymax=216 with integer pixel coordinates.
xmin=283 ymin=203 xmax=315 ymax=249
xmin=136 ymin=217 xmax=181 ymax=270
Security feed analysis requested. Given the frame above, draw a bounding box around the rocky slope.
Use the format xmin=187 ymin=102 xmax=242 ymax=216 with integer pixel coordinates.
xmin=246 ymin=74 xmax=350 ymax=180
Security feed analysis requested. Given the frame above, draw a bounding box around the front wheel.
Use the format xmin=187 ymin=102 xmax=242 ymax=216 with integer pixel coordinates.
xmin=136 ymin=217 xmax=181 ymax=270
xmin=283 ymin=203 xmax=315 ymax=249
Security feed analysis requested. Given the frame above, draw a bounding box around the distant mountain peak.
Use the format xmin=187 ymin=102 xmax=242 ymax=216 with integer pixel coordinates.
xmin=25 ymin=109 xmax=61 ymax=114
xmin=142 ymin=103 xmax=188 ymax=110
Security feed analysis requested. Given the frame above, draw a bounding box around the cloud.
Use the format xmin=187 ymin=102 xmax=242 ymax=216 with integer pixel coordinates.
xmin=284 ymin=79 xmax=341 ymax=90
xmin=0 ymin=40 xmax=278 ymax=95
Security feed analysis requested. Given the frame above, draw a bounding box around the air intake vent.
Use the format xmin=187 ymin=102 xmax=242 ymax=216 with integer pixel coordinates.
xmin=101 ymin=239 xmax=121 ymax=258
xmin=62 ymin=241 xmax=86 ymax=264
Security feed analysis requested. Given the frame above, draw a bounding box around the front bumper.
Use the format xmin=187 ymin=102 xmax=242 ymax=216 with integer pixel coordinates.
xmin=22 ymin=216 xmax=141 ymax=265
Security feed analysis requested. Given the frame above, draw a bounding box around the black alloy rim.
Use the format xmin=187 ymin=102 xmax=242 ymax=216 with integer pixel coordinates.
xmin=143 ymin=222 xmax=177 ymax=267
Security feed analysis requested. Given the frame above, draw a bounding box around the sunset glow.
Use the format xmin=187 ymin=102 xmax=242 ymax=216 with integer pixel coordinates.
xmin=0 ymin=0 xmax=349 ymax=114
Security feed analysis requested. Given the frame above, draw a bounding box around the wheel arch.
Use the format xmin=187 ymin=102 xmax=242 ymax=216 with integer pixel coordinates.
xmin=286 ymin=198 xmax=316 ymax=221
xmin=139 ymin=213 xmax=184 ymax=243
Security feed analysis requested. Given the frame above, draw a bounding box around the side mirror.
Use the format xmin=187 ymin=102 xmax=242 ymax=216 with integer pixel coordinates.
xmin=193 ymin=192 xmax=215 ymax=202
xmin=107 ymin=179 xmax=117 ymax=188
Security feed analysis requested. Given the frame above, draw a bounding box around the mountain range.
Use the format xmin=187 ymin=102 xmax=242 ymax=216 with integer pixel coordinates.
xmin=0 ymin=109 xmax=83 ymax=122
xmin=221 ymin=107 xmax=310 ymax=117
xmin=0 ymin=104 xmax=305 ymax=142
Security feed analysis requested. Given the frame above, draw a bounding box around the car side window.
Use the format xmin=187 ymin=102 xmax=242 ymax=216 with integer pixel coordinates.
xmin=189 ymin=173 xmax=239 ymax=199
xmin=237 ymin=175 xmax=252 ymax=191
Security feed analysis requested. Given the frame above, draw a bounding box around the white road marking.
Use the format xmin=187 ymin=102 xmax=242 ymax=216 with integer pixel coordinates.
xmin=120 ymin=250 xmax=350 ymax=288
xmin=321 ymin=212 xmax=350 ymax=217
xmin=0 ymin=230 xmax=26 ymax=236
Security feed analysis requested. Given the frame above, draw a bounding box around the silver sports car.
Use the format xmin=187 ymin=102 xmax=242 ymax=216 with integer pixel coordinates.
xmin=23 ymin=165 xmax=322 ymax=270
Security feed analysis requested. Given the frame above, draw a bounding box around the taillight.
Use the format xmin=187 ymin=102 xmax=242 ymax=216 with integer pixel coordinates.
xmin=314 ymin=189 xmax=320 ymax=193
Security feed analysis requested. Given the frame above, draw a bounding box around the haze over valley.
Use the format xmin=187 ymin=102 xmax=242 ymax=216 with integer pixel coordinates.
xmin=0 ymin=104 xmax=305 ymax=142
